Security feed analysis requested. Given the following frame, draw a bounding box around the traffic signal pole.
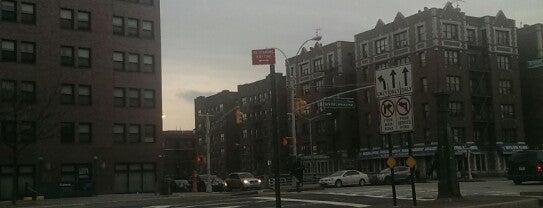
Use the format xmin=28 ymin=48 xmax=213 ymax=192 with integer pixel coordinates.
xmin=270 ymin=64 xmax=282 ymax=208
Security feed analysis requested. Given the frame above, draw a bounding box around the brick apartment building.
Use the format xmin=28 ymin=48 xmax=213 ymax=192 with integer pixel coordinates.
xmin=194 ymin=90 xmax=240 ymax=178
xmin=355 ymin=3 xmax=526 ymax=176
xmin=162 ymin=130 xmax=196 ymax=180
xmin=0 ymin=0 xmax=162 ymax=200
xmin=518 ymin=24 xmax=543 ymax=150
xmin=286 ymin=41 xmax=359 ymax=178
xmin=237 ymin=73 xmax=288 ymax=176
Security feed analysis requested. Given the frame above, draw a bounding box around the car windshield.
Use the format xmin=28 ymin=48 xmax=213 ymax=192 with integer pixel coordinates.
xmin=329 ymin=171 xmax=345 ymax=177
xmin=238 ymin=173 xmax=254 ymax=178
xmin=380 ymin=168 xmax=391 ymax=173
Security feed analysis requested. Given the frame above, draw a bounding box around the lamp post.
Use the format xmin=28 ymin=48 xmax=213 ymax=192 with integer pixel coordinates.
xmin=273 ymin=35 xmax=322 ymax=158
xmin=465 ymin=141 xmax=474 ymax=180
xmin=300 ymin=113 xmax=332 ymax=176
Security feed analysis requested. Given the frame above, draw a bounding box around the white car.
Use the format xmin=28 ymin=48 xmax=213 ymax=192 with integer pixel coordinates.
xmin=319 ymin=170 xmax=370 ymax=187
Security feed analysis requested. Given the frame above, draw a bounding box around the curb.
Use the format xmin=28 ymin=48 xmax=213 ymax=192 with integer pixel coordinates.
xmin=463 ymin=198 xmax=539 ymax=208
xmin=230 ymin=190 xmax=263 ymax=196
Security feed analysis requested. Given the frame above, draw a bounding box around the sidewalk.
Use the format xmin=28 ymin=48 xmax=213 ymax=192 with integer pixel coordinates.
xmin=379 ymin=195 xmax=542 ymax=208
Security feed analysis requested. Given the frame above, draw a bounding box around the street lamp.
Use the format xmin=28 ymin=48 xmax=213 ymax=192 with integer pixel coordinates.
xmin=273 ymin=35 xmax=322 ymax=158
xmin=300 ymin=112 xmax=332 ymax=176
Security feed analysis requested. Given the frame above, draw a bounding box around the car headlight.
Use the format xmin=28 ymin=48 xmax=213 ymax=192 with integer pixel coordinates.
xmin=224 ymin=182 xmax=228 ymax=187
xmin=257 ymin=179 xmax=262 ymax=183
xmin=243 ymin=179 xmax=249 ymax=184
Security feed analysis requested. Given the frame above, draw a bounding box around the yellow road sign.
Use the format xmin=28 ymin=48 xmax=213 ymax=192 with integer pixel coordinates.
xmin=406 ymin=156 xmax=416 ymax=168
xmin=387 ymin=156 xmax=396 ymax=168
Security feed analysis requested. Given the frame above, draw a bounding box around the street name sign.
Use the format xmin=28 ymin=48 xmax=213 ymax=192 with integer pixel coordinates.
xmin=375 ymin=65 xmax=412 ymax=99
xmin=323 ymin=98 xmax=355 ymax=109
xmin=252 ymin=48 xmax=275 ymax=65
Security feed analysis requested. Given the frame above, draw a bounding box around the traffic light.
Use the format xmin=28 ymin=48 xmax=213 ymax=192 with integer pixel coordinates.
xmin=235 ymin=109 xmax=243 ymax=124
xmin=295 ymin=98 xmax=307 ymax=116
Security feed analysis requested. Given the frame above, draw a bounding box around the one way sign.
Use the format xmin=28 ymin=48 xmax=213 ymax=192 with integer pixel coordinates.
xmin=375 ymin=64 xmax=412 ymax=99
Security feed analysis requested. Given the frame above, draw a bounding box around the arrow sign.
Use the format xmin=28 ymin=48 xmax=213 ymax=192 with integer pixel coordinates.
xmin=390 ymin=70 xmax=396 ymax=89
xmin=402 ymin=67 xmax=409 ymax=87
xmin=378 ymin=76 xmax=387 ymax=90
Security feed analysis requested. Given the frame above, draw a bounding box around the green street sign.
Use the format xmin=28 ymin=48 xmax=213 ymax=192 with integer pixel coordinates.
xmin=528 ymin=59 xmax=543 ymax=68
xmin=323 ymin=98 xmax=355 ymax=109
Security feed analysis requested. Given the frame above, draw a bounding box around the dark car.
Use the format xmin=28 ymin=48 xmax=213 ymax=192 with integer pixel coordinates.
xmin=197 ymin=174 xmax=227 ymax=192
xmin=373 ymin=166 xmax=411 ymax=184
xmin=225 ymin=172 xmax=262 ymax=191
xmin=507 ymin=150 xmax=543 ymax=185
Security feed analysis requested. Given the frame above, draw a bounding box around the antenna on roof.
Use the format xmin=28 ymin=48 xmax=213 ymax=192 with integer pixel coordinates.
xmin=315 ymin=28 xmax=321 ymax=38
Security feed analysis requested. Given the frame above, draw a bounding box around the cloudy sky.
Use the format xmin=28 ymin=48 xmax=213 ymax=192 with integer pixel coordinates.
xmin=160 ymin=0 xmax=543 ymax=130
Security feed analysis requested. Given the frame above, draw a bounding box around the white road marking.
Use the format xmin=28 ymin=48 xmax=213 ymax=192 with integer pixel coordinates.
xmin=173 ymin=200 xmax=267 ymax=208
xmin=305 ymin=191 xmax=435 ymax=201
xmin=144 ymin=206 xmax=172 ymax=208
xmin=253 ymin=197 xmax=370 ymax=208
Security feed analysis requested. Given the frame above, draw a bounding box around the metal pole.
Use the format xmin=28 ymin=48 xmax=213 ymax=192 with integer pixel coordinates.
xmin=388 ymin=134 xmax=397 ymax=206
xmin=205 ymin=115 xmax=212 ymax=193
xmin=309 ymin=118 xmax=313 ymax=175
xmin=270 ymin=64 xmax=282 ymax=208
xmin=467 ymin=145 xmax=473 ymax=180
xmin=408 ymin=133 xmax=417 ymax=206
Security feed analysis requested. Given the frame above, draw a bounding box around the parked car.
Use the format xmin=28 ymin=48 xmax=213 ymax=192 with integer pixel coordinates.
xmin=172 ymin=179 xmax=191 ymax=192
xmin=197 ymin=174 xmax=227 ymax=192
xmin=319 ymin=170 xmax=370 ymax=188
xmin=507 ymin=150 xmax=543 ymax=185
xmin=373 ymin=166 xmax=412 ymax=184
xmin=224 ymin=172 xmax=262 ymax=191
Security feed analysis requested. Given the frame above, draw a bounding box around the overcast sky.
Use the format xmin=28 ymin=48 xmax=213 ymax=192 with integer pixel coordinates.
xmin=160 ymin=0 xmax=543 ymax=131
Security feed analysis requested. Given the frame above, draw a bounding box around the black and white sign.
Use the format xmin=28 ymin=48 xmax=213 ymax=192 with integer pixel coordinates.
xmin=375 ymin=65 xmax=412 ymax=99
xmin=379 ymin=96 xmax=414 ymax=133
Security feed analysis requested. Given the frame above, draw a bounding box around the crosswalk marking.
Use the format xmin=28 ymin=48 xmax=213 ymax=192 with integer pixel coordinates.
xmin=253 ymin=197 xmax=370 ymax=208
xmin=305 ymin=191 xmax=436 ymax=201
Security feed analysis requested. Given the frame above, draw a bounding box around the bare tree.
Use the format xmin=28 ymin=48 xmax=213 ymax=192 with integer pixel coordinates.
xmin=0 ymin=81 xmax=61 ymax=204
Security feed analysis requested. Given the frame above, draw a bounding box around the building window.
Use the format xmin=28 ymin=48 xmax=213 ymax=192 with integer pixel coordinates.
xmin=500 ymin=104 xmax=515 ymax=119
xmin=112 ymin=16 xmax=124 ymax=35
xmin=20 ymin=81 xmax=35 ymax=103
xmin=61 ymin=84 xmax=74 ymax=104
xmin=142 ymin=20 xmax=153 ymax=39
xmin=128 ymin=88 xmax=140 ymax=107
xmin=60 ymin=9 xmax=74 ymax=29
xmin=61 ymin=122 xmax=75 ymax=143
xmin=495 ymin=30 xmax=510 ymax=46
xmin=424 ymin=129 xmax=431 ymax=144
xmin=114 ymin=88 xmax=125 ymax=107
xmin=20 ymin=3 xmax=35 ymax=24
xmin=449 ymin=102 xmax=463 ymax=117
xmin=366 ymin=113 xmax=371 ymax=126
xmin=444 ymin=50 xmax=458 ymax=65
xmin=300 ymin=63 xmax=310 ymax=76
xmin=395 ymin=56 xmax=409 ymax=66
xmin=143 ymin=125 xmax=155 ymax=143
xmin=421 ymin=78 xmax=428 ymax=92
xmin=113 ymin=124 xmax=126 ymax=143
xmin=365 ymin=90 xmax=371 ymax=104
xmin=60 ymin=46 xmax=74 ymax=66
xmin=127 ymin=18 xmax=139 ymax=37
xmin=77 ymin=48 xmax=91 ymax=68
xmin=20 ymin=42 xmax=35 ymax=64
xmin=375 ymin=38 xmax=387 ymax=54
xmin=419 ymin=51 xmax=426 ymax=67
xmin=1 ymin=40 xmax=16 ymax=62
xmin=78 ymin=123 xmax=92 ymax=143
xmin=443 ymin=23 xmax=458 ymax=40
xmin=313 ymin=58 xmax=323 ymax=72
xmin=502 ymin=128 xmax=517 ymax=143
xmin=20 ymin=121 xmax=36 ymax=143
xmin=78 ymin=85 xmax=91 ymax=105
xmin=446 ymin=76 xmax=461 ymax=92
xmin=142 ymin=55 xmax=154 ymax=73
xmin=417 ymin=25 xmax=425 ymax=42
xmin=451 ymin=127 xmax=465 ymax=143
xmin=376 ymin=62 xmax=387 ymax=70
xmin=315 ymin=79 xmax=324 ymax=91
xmin=128 ymin=124 xmax=140 ymax=143
xmin=143 ymin=89 xmax=155 ymax=108
xmin=498 ymin=80 xmax=512 ymax=95
xmin=0 ymin=80 xmax=15 ymax=102
xmin=360 ymin=43 xmax=368 ymax=59
xmin=113 ymin=52 xmax=125 ymax=71
xmin=77 ymin=11 xmax=91 ymax=31
xmin=497 ymin=55 xmax=510 ymax=70
xmin=467 ymin=54 xmax=477 ymax=69
xmin=1 ymin=0 xmax=16 ymax=22
xmin=127 ymin=53 xmax=139 ymax=72
xmin=302 ymin=84 xmax=310 ymax=95
xmin=423 ymin=103 xmax=430 ymax=118
xmin=393 ymin=31 xmax=408 ymax=49
xmin=467 ymin=29 xmax=476 ymax=44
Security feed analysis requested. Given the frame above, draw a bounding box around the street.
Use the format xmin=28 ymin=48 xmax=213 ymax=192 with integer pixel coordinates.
xmin=19 ymin=179 xmax=540 ymax=208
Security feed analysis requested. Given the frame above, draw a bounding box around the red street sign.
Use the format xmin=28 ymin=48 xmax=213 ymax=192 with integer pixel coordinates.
xmin=252 ymin=48 xmax=275 ymax=65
